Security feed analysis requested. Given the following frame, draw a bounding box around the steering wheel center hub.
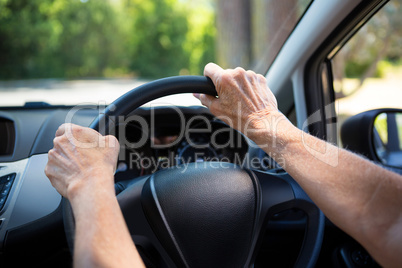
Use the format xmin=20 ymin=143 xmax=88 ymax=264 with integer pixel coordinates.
xmin=141 ymin=162 xmax=259 ymax=267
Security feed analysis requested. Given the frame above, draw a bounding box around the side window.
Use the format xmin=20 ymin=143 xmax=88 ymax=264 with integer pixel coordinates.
xmin=332 ymin=1 xmax=402 ymax=146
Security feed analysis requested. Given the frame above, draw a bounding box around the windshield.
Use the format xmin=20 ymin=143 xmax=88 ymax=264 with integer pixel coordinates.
xmin=0 ymin=0 xmax=311 ymax=107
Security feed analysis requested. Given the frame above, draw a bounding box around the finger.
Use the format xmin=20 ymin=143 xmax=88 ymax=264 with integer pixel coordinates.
xmin=55 ymin=124 xmax=67 ymax=137
xmin=44 ymin=163 xmax=52 ymax=179
xmin=204 ymin=62 xmax=224 ymax=83
xmin=199 ymin=94 xmax=217 ymax=109
xmin=45 ymin=148 xmax=61 ymax=179
xmin=55 ymin=123 xmax=76 ymax=137
xmin=193 ymin=93 xmax=201 ymax=100
xmin=105 ymin=135 xmax=120 ymax=150
xmin=256 ymin=73 xmax=266 ymax=83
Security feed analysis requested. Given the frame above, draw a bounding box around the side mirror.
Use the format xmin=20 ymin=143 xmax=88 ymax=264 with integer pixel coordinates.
xmin=373 ymin=112 xmax=402 ymax=167
xmin=341 ymin=109 xmax=402 ymax=169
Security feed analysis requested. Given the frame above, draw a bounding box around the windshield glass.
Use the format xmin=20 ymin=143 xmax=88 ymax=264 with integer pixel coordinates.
xmin=0 ymin=0 xmax=311 ymax=107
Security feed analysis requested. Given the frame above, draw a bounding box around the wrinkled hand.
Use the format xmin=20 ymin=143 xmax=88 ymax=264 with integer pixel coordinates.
xmin=195 ymin=63 xmax=285 ymax=143
xmin=45 ymin=123 xmax=119 ymax=199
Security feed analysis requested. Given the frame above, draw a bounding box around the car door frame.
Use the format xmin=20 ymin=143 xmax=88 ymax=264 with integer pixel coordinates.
xmin=266 ymin=0 xmax=388 ymax=143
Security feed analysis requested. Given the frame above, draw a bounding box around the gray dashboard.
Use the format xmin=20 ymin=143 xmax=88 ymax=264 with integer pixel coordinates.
xmin=0 ymin=106 xmax=98 ymax=252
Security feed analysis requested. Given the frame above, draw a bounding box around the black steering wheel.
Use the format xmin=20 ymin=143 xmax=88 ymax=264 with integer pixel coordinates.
xmin=63 ymin=76 xmax=324 ymax=267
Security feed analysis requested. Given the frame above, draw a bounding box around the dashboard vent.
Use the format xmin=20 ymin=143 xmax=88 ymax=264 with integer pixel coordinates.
xmin=0 ymin=118 xmax=15 ymax=156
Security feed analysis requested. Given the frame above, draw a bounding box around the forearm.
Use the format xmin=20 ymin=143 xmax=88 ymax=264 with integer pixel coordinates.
xmin=69 ymin=178 xmax=145 ymax=268
xmin=253 ymin=114 xmax=402 ymax=267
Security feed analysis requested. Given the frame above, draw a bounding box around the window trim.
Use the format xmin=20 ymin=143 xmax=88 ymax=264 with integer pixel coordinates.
xmin=303 ymin=0 xmax=388 ymax=141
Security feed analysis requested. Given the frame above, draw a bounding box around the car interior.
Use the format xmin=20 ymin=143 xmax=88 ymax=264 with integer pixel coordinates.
xmin=0 ymin=0 xmax=401 ymax=267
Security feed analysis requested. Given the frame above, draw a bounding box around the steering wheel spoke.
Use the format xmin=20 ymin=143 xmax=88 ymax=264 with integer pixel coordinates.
xmin=251 ymin=170 xmax=325 ymax=267
xmin=116 ymin=176 xmax=177 ymax=267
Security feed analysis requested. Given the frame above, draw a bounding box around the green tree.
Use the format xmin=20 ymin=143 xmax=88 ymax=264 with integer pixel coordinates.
xmin=0 ymin=0 xmax=55 ymax=78
xmin=0 ymin=0 xmax=125 ymax=79
xmin=0 ymin=0 xmax=216 ymax=80
xmin=183 ymin=1 xmax=215 ymax=75
xmin=125 ymin=0 xmax=190 ymax=78
xmin=52 ymin=0 xmax=125 ymax=78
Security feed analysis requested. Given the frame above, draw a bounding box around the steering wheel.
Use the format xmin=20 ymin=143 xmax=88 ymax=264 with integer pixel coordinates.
xmin=63 ymin=76 xmax=324 ymax=267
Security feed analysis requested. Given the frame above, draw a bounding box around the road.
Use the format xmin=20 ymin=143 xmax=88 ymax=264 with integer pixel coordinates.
xmin=0 ymin=78 xmax=202 ymax=107
xmin=336 ymin=77 xmax=402 ymax=117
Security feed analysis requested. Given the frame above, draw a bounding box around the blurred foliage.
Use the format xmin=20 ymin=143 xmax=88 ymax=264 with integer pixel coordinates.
xmin=2 ymin=0 xmax=400 ymax=82
xmin=0 ymin=0 xmax=215 ymax=79
xmin=374 ymin=113 xmax=388 ymax=145
xmin=333 ymin=0 xmax=402 ymax=96
xmin=375 ymin=60 xmax=394 ymax=78
xmin=125 ymin=0 xmax=190 ymax=78
xmin=344 ymin=61 xmax=371 ymax=78
xmin=374 ymin=113 xmax=402 ymax=150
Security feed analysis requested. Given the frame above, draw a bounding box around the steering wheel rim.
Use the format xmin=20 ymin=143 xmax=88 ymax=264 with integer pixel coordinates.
xmin=90 ymin=76 xmax=217 ymax=134
xmin=63 ymin=75 xmax=324 ymax=267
